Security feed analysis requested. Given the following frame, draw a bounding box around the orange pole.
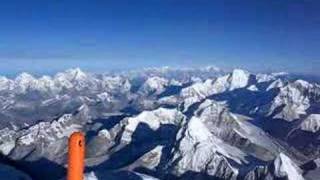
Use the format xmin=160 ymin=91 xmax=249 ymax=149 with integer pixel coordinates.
xmin=67 ymin=132 xmax=85 ymax=180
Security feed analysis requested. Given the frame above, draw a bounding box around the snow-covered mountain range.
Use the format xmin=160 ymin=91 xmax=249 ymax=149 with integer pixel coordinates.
xmin=0 ymin=67 xmax=319 ymax=180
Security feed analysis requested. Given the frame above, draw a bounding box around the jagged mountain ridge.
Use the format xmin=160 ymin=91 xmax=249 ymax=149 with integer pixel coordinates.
xmin=0 ymin=67 xmax=319 ymax=180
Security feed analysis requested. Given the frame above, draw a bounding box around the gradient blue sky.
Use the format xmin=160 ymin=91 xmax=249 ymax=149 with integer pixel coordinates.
xmin=0 ymin=0 xmax=319 ymax=75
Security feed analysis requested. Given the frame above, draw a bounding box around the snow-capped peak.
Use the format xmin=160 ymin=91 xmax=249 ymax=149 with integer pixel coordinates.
xmin=267 ymin=79 xmax=284 ymax=90
xmin=54 ymin=68 xmax=86 ymax=82
xmin=256 ymin=73 xmax=276 ymax=83
xmin=0 ymin=76 xmax=13 ymax=91
xmin=121 ymin=108 xmax=184 ymax=142
xmin=270 ymin=81 xmax=311 ymax=121
xmin=274 ymin=153 xmax=304 ymax=180
xmin=15 ymin=72 xmax=35 ymax=83
xmin=271 ymin=72 xmax=289 ymax=77
xmin=140 ymin=76 xmax=169 ymax=94
xmin=300 ymin=114 xmax=320 ymax=133
xmin=202 ymin=65 xmax=221 ymax=72
xmin=64 ymin=68 xmax=88 ymax=81
xmin=14 ymin=72 xmax=38 ymax=93
xmin=185 ymin=117 xmax=212 ymax=142
xmin=294 ymin=79 xmax=313 ymax=89
xmin=229 ymin=69 xmax=251 ymax=90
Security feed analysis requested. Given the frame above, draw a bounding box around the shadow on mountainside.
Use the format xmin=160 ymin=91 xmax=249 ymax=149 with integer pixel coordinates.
xmin=90 ymin=170 xmax=147 ymax=180
xmin=92 ymin=122 xmax=179 ymax=172
xmin=0 ymin=154 xmax=65 ymax=180
xmin=209 ymin=87 xmax=280 ymax=118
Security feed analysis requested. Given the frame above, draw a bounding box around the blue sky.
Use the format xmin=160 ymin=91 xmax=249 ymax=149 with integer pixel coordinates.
xmin=0 ymin=0 xmax=319 ymax=75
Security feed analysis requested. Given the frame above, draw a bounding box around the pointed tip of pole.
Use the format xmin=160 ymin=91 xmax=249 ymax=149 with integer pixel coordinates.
xmin=70 ymin=132 xmax=84 ymax=138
